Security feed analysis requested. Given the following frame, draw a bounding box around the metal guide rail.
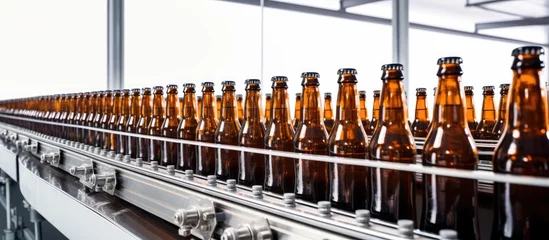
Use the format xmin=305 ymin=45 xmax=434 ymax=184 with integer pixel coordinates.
xmin=0 ymin=114 xmax=544 ymax=240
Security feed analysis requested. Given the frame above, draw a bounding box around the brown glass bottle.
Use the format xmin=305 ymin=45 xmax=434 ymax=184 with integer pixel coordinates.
xmin=100 ymin=91 xmax=113 ymax=149
xmin=236 ymin=94 xmax=244 ymax=125
xmin=264 ymin=93 xmax=272 ymax=129
xmin=66 ymin=93 xmax=77 ymax=141
xmin=264 ymin=76 xmax=295 ymax=194
xmin=359 ymin=90 xmax=371 ymax=135
xmin=323 ymin=92 xmax=334 ymax=135
xmin=137 ymin=88 xmax=153 ymax=160
xmin=293 ymin=93 xmax=302 ymax=130
xmin=328 ymin=68 xmax=369 ymax=211
xmin=294 ymin=72 xmax=330 ymax=202
xmin=57 ymin=94 xmax=68 ymax=138
xmin=216 ymin=94 xmax=222 ymax=121
xmin=215 ymin=81 xmax=240 ymax=180
xmin=126 ymin=88 xmax=141 ymax=159
xmin=197 ymin=95 xmax=203 ymax=123
xmin=474 ymin=86 xmax=496 ymax=139
xmin=197 ymin=82 xmax=218 ymax=176
xmin=77 ymin=92 xmax=90 ymax=143
xmin=421 ymin=57 xmax=479 ymax=239
xmin=86 ymin=92 xmax=99 ymax=146
xmin=148 ymin=86 xmax=165 ymax=162
xmin=492 ymin=46 xmax=549 ymax=240
xmin=411 ymin=88 xmax=430 ymax=137
xmin=117 ymin=89 xmax=131 ymax=154
xmin=107 ymin=90 xmax=122 ymax=152
xmin=464 ymin=86 xmax=478 ymax=136
xmin=492 ymin=84 xmax=510 ymax=139
xmin=41 ymin=95 xmax=52 ymax=135
xmin=368 ymin=90 xmax=381 ymax=134
xmin=161 ymin=85 xmax=180 ymax=166
xmin=369 ymin=64 xmax=416 ymax=223
xmin=238 ymin=79 xmax=266 ymax=187
xmin=178 ymin=83 xmax=198 ymax=171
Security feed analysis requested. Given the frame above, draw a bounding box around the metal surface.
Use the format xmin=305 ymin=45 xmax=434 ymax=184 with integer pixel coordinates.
xmin=0 ymin=146 xmax=18 ymax=182
xmin=340 ymin=0 xmax=385 ymax=10
xmin=476 ymin=16 xmax=549 ymax=31
xmin=107 ymin=0 xmax=124 ymax=90
xmin=392 ymin=0 xmax=409 ymax=94
xmin=0 ymin=116 xmax=546 ymax=188
xmin=218 ymin=0 xmax=548 ymax=46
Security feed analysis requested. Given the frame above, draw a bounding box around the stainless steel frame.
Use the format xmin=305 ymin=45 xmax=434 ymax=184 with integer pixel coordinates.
xmin=107 ymin=0 xmax=124 ymax=90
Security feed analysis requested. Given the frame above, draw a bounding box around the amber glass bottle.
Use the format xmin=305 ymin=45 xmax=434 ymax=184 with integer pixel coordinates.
xmin=359 ymin=91 xmax=371 ymax=135
xmin=41 ymin=95 xmax=52 ymax=135
xmin=368 ymin=90 xmax=381 ymax=134
xmin=161 ymin=85 xmax=180 ymax=166
xmin=475 ymin=86 xmax=496 ymax=139
xmin=126 ymin=88 xmax=141 ymax=159
xmin=58 ymin=94 xmax=68 ymax=138
xmin=215 ymin=81 xmax=240 ymax=180
xmin=464 ymin=86 xmax=478 ymax=136
xmin=107 ymin=90 xmax=122 ymax=152
xmin=238 ymin=79 xmax=266 ymax=187
xmin=66 ymin=93 xmax=77 ymax=141
xmin=178 ymin=83 xmax=198 ymax=171
xmin=411 ymin=88 xmax=430 ymax=137
xmin=197 ymin=95 xmax=203 ymax=123
xmin=236 ymin=94 xmax=244 ymax=125
xmin=148 ymin=86 xmax=165 ymax=162
xmin=216 ymin=94 xmax=222 ymax=121
xmin=100 ymin=91 xmax=113 ymax=150
xmin=137 ymin=88 xmax=153 ymax=160
xmin=116 ymin=89 xmax=131 ymax=154
xmin=369 ymin=64 xmax=416 ymax=223
xmin=294 ymin=72 xmax=329 ymax=203
xmin=293 ymin=93 xmax=302 ymax=130
xmin=323 ymin=92 xmax=334 ymax=135
xmin=492 ymin=83 xmax=510 ymax=139
xmin=492 ymin=46 xmax=549 ymax=239
xmin=420 ymin=57 xmax=479 ymax=239
xmin=197 ymin=82 xmax=218 ymax=176
xmin=87 ymin=92 xmax=99 ymax=146
xmin=76 ymin=92 xmax=89 ymax=143
xmin=264 ymin=76 xmax=295 ymax=194
xmin=328 ymin=68 xmax=369 ymax=211
xmin=264 ymin=93 xmax=272 ymax=129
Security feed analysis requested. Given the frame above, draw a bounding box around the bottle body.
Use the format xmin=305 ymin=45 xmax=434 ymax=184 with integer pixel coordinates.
xmin=148 ymin=87 xmax=165 ymax=162
xmin=411 ymin=88 xmax=430 ymax=137
xmin=475 ymin=86 xmax=496 ymax=139
xmin=100 ymin=91 xmax=113 ymax=150
xmin=215 ymin=82 xmax=240 ymax=180
xmin=117 ymin=90 xmax=131 ymax=155
xmin=492 ymin=84 xmax=509 ymax=139
xmin=359 ymin=91 xmax=371 ymax=135
xmin=137 ymin=88 xmax=152 ymax=160
xmin=368 ymin=90 xmax=381 ymax=135
xmin=108 ymin=91 xmax=122 ymax=153
xmin=178 ymin=84 xmax=198 ymax=171
xmin=197 ymin=83 xmax=218 ymax=176
xmin=323 ymin=93 xmax=334 ymax=135
xmin=161 ymin=85 xmax=180 ymax=166
xmin=465 ymin=87 xmax=478 ymax=136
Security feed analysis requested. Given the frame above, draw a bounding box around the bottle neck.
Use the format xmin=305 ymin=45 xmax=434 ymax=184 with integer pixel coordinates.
xmin=324 ymin=98 xmax=333 ymax=120
xmin=152 ymin=94 xmax=164 ymax=118
xmin=221 ymin=91 xmax=237 ymax=121
xmin=359 ymin=97 xmax=368 ymax=121
xmin=380 ymin=80 xmax=408 ymax=124
xmin=372 ymin=96 xmax=380 ymax=119
xmin=69 ymin=98 xmax=76 ymax=113
xmin=121 ymin=96 xmax=131 ymax=115
xmin=498 ymin=92 xmax=508 ymax=120
xmin=237 ymin=99 xmax=243 ymax=119
xmin=465 ymin=94 xmax=476 ymax=123
xmin=302 ymin=85 xmax=324 ymax=123
xmin=141 ymin=95 xmax=152 ymax=117
xmin=272 ymin=88 xmax=291 ymax=123
xmin=112 ymin=96 xmax=121 ymax=115
xmin=336 ymin=83 xmax=360 ymax=122
xmin=130 ymin=95 xmax=141 ymax=116
xmin=480 ymin=94 xmax=496 ymax=121
xmin=244 ymin=90 xmax=262 ymax=121
xmin=415 ymin=95 xmax=429 ymax=121
xmin=507 ymin=68 xmax=549 ymax=130
xmin=433 ymin=75 xmax=467 ymax=127
xmin=265 ymin=98 xmax=271 ymax=121
xmin=165 ymin=93 xmax=179 ymax=118
xmin=294 ymin=98 xmax=301 ymax=120
xmin=202 ymin=92 xmax=217 ymax=120
xmin=104 ymin=96 xmax=113 ymax=115
xmin=183 ymin=92 xmax=197 ymax=119
xmin=79 ymin=97 xmax=86 ymax=114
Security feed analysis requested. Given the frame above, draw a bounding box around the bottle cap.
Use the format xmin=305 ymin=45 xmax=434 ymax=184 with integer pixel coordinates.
xmin=512 ymin=46 xmax=544 ymax=56
xmin=216 ymin=95 xmax=222 ymax=98
xmin=236 ymin=94 xmax=243 ymax=98
xmin=295 ymin=93 xmax=302 ymax=97
xmin=184 ymin=83 xmax=196 ymax=89
xmin=265 ymin=93 xmax=272 ymax=97
xmin=271 ymin=76 xmax=288 ymax=81
xmin=131 ymin=88 xmax=140 ymax=92
xmin=359 ymin=90 xmax=366 ymax=96
xmin=166 ymin=84 xmax=178 ymax=89
xmin=122 ymin=89 xmax=130 ymax=93
xmin=482 ymin=85 xmax=495 ymax=90
xmin=104 ymin=90 xmax=112 ymax=93
xmin=142 ymin=87 xmax=151 ymax=92
xmin=221 ymin=81 xmax=236 ymax=86
xmin=324 ymin=92 xmax=331 ymax=97
xmin=153 ymin=86 xmax=163 ymax=90
xmin=373 ymin=90 xmax=380 ymax=94
xmin=245 ymin=79 xmax=261 ymax=85
xmin=464 ymin=86 xmax=474 ymax=90
xmin=437 ymin=56 xmax=463 ymax=65
xmin=337 ymin=68 xmax=357 ymax=75
xmin=301 ymin=72 xmax=320 ymax=78
xmin=381 ymin=63 xmax=404 ymax=70
xmin=499 ymin=83 xmax=510 ymax=88
xmin=416 ymin=88 xmax=426 ymax=92
xmin=201 ymin=82 xmax=214 ymax=87
xmin=113 ymin=89 xmax=121 ymax=93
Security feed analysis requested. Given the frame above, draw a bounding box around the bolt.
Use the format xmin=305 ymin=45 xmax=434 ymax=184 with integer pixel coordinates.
xmin=283 ymin=193 xmax=296 ymax=207
xmin=61 ymin=139 xmax=67 ymax=144
xmin=166 ymin=165 xmax=175 ymax=176
xmin=178 ymin=226 xmax=192 ymax=237
xmin=107 ymin=151 xmax=116 ymax=159
xmin=439 ymin=229 xmax=458 ymax=240
xmin=202 ymin=212 xmax=215 ymax=221
xmin=150 ymin=161 xmax=159 ymax=171
xmin=103 ymin=183 xmax=114 ymax=191
xmin=318 ymin=201 xmax=331 ymax=216
xmin=123 ymin=155 xmax=131 ymax=163
xmin=135 ymin=158 xmax=143 ymax=167
xmin=226 ymin=179 xmax=237 ymax=192
xmin=100 ymin=149 xmax=107 ymax=156
xmin=200 ymin=224 xmax=212 ymax=232
xmin=252 ymin=185 xmax=263 ymax=199
xmin=69 ymin=167 xmax=77 ymax=175
xmin=207 ymin=175 xmax=217 ymax=186
xmin=115 ymin=153 xmax=123 ymax=161
xmin=40 ymin=153 xmax=49 ymax=163
xmin=355 ymin=209 xmax=371 ymax=225
xmin=184 ymin=170 xmax=194 ymax=180
xmin=70 ymin=141 xmax=76 ymax=147
xmin=397 ymin=219 xmax=414 ymax=237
